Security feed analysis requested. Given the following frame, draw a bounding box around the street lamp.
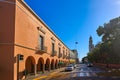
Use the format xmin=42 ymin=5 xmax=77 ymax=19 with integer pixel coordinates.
xmin=75 ymin=42 xmax=78 ymax=49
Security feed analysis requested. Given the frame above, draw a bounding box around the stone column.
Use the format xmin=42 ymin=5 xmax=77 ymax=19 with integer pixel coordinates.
xmin=49 ymin=64 xmax=51 ymax=71
xmin=57 ymin=63 xmax=58 ymax=69
xmin=34 ymin=64 xmax=37 ymax=76
xmin=53 ymin=64 xmax=55 ymax=70
xmin=42 ymin=64 xmax=45 ymax=73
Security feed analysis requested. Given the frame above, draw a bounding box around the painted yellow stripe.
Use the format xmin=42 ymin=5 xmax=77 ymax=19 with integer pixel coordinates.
xmin=33 ymin=70 xmax=65 ymax=80
xmin=33 ymin=78 xmax=39 ymax=80
xmin=39 ymin=76 xmax=47 ymax=78
xmin=33 ymin=76 xmax=47 ymax=80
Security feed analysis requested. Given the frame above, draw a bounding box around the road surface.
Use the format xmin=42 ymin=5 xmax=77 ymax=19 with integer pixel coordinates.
xmin=34 ymin=64 xmax=120 ymax=80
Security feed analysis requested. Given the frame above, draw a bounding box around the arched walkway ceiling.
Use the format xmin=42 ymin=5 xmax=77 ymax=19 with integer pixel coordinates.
xmin=37 ymin=57 xmax=44 ymax=64
xmin=25 ymin=56 xmax=36 ymax=64
xmin=46 ymin=58 xmax=50 ymax=64
xmin=51 ymin=59 xmax=54 ymax=64
xmin=25 ymin=56 xmax=36 ymax=73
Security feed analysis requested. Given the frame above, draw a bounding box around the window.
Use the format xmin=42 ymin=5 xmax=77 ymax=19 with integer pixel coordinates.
xmin=66 ymin=49 xmax=67 ymax=55
xmin=59 ymin=47 xmax=61 ymax=55
xmin=63 ymin=50 xmax=65 ymax=55
xmin=39 ymin=36 xmax=44 ymax=50
xmin=52 ymin=43 xmax=55 ymax=54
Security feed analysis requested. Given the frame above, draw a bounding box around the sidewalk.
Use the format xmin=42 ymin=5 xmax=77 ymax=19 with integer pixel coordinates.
xmin=25 ymin=67 xmax=65 ymax=80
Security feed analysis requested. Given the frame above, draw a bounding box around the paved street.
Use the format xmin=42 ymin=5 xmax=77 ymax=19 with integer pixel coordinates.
xmin=33 ymin=64 xmax=120 ymax=80
xmin=46 ymin=64 xmax=103 ymax=80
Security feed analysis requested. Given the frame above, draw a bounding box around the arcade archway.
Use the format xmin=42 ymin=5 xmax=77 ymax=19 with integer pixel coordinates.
xmin=45 ymin=58 xmax=50 ymax=71
xmin=55 ymin=60 xmax=58 ymax=69
xmin=25 ymin=56 xmax=35 ymax=74
xmin=51 ymin=59 xmax=54 ymax=70
xmin=37 ymin=57 xmax=44 ymax=73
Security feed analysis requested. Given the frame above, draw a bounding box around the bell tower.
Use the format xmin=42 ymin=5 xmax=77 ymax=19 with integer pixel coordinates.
xmin=89 ymin=36 xmax=94 ymax=52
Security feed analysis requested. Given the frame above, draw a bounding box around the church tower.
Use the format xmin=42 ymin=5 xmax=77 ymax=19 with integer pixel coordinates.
xmin=89 ymin=36 xmax=94 ymax=52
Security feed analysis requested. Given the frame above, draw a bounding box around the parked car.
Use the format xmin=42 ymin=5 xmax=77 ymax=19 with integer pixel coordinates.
xmin=72 ymin=64 xmax=77 ymax=68
xmin=87 ymin=62 xmax=93 ymax=67
xmin=65 ymin=64 xmax=74 ymax=71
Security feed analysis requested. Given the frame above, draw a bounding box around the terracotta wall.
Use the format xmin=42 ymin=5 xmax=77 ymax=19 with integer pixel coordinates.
xmin=14 ymin=0 xmax=69 ymax=80
xmin=0 ymin=0 xmax=16 ymax=80
xmin=0 ymin=0 xmax=70 ymax=80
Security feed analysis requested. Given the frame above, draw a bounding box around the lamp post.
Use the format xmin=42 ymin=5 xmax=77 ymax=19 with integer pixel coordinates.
xmin=75 ymin=42 xmax=78 ymax=64
xmin=69 ymin=51 xmax=71 ymax=64
xmin=75 ymin=42 xmax=78 ymax=49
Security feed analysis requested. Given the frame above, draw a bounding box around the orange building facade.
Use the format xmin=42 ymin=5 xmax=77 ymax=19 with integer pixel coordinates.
xmin=0 ymin=0 xmax=70 ymax=80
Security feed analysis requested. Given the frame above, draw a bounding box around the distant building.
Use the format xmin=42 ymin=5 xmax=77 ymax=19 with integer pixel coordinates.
xmin=69 ymin=50 xmax=76 ymax=64
xmin=71 ymin=49 xmax=78 ymax=58
xmin=89 ymin=36 xmax=94 ymax=52
xmin=71 ymin=49 xmax=79 ymax=64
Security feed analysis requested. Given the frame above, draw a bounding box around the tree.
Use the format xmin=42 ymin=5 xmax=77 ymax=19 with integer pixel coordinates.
xmin=95 ymin=18 xmax=120 ymax=64
xmin=96 ymin=26 xmax=104 ymax=36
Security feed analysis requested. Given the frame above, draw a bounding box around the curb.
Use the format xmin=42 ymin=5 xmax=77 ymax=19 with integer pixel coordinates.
xmin=30 ymin=68 xmax=65 ymax=80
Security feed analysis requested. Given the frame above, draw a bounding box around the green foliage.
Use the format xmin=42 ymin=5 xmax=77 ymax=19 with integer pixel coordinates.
xmin=87 ymin=42 xmax=114 ymax=64
xmin=96 ymin=26 xmax=104 ymax=36
xmin=87 ymin=18 xmax=120 ymax=64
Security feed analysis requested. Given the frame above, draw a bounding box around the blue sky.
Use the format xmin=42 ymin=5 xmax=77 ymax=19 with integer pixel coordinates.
xmin=25 ymin=0 xmax=120 ymax=60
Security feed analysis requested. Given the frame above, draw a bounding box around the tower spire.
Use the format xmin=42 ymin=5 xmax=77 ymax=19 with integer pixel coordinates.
xmin=89 ymin=36 xmax=94 ymax=52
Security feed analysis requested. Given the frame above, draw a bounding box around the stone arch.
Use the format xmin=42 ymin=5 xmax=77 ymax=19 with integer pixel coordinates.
xmin=45 ymin=58 xmax=50 ymax=71
xmin=51 ymin=59 xmax=54 ymax=70
xmin=37 ymin=57 xmax=44 ymax=73
xmin=55 ymin=59 xmax=58 ymax=69
xmin=25 ymin=56 xmax=36 ymax=74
